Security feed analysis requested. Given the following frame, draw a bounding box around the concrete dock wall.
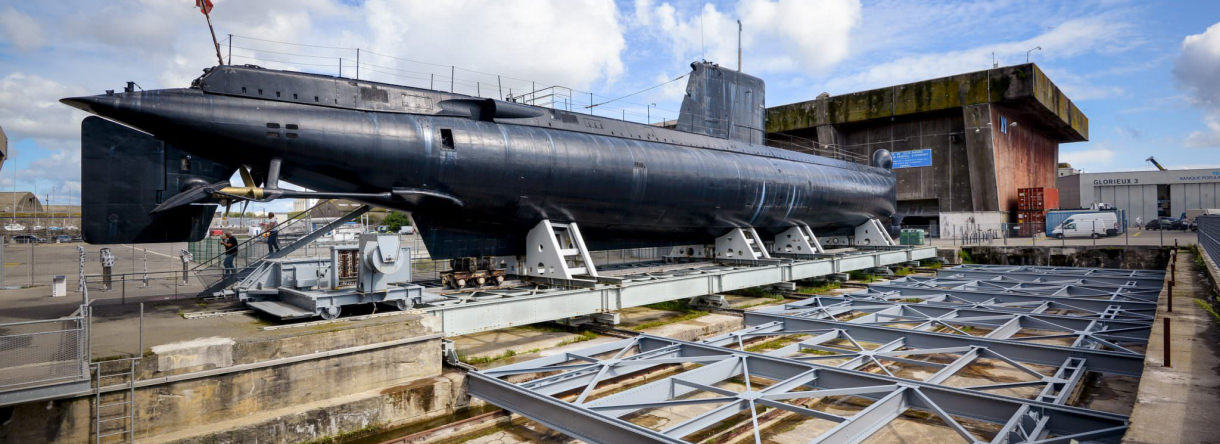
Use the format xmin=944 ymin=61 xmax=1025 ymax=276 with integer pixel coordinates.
xmin=959 ymin=245 xmax=1170 ymax=269
xmin=0 ymin=314 xmax=448 ymax=443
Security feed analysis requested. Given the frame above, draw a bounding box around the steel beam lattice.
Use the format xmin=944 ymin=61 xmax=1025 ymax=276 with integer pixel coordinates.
xmin=469 ymin=264 xmax=1160 ymax=443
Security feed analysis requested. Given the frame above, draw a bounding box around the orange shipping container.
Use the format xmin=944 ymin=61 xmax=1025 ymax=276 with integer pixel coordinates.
xmin=1043 ymin=188 xmax=1060 ymax=210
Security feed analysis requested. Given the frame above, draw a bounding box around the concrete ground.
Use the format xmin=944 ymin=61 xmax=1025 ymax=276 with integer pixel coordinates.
xmin=0 ymin=241 xmax=209 ymax=323
xmin=1124 ymin=250 xmax=1220 ymax=443
xmin=927 ymin=229 xmax=1197 ymax=248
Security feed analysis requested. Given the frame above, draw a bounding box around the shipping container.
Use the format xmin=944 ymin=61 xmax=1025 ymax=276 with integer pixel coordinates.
xmin=1017 ymin=210 xmax=1046 ymax=223
xmin=1045 ymin=209 xmax=1126 ymax=236
xmin=1016 ymin=222 xmax=1046 ymax=237
xmin=1017 ymin=187 xmax=1060 ymax=211
xmin=1044 ymin=188 xmax=1060 ymax=210
xmin=1018 ymin=187 xmax=1041 ymax=210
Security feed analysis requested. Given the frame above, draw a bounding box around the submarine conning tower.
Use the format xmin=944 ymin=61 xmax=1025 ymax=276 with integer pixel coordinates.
xmin=677 ymin=61 xmax=766 ymax=145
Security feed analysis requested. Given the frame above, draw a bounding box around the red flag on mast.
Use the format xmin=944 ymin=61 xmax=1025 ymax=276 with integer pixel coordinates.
xmin=196 ymin=0 xmax=214 ymax=15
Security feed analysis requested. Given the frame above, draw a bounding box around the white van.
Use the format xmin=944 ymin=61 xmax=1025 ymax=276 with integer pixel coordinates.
xmin=1051 ymin=213 xmax=1119 ymax=239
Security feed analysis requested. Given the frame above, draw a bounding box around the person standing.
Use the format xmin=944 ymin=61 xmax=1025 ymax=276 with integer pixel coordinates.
xmin=221 ymin=231 xmax=238 ymax=276
xmin=264 ymin=212 xmax=280 ymax=254
xmin=1135 ymin=216 xmax=1142 ymax=231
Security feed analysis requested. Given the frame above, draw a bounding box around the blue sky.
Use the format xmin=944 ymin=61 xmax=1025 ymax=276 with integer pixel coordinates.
xmin=0 ymin=0 xmax=1219 ymax=213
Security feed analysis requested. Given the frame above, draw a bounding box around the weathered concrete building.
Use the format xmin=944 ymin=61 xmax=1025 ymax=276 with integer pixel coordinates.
xmin=0 ymin=191 xmax=44 ymax=214
xmin=1059 ymin=168 xmax=1220 ymax=224
xmin=766 ymin=63 xmax=1088 ymax=235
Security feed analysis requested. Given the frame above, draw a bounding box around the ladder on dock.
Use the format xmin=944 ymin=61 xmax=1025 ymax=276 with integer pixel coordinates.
xmin=191 ymin=203 xmax=372 ymax=297
xmin=93 ymin=358 xmax=137 ymax=443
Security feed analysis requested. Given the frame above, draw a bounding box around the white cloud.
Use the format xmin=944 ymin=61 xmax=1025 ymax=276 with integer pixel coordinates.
xmin=1184 ymin=114 xmax=1220 ymax=148
xmin=0 ymin=72 xmax=87 ymax=142
xmin=0 ymin=7 xmax=45 ymax=51
xmin=1060 ymin=147 xmax=1116 ymax=172
xmin=1174 ymin=22 xmax=1220 ymax=148
xmin=363 ymin=0 xmax=626 ymax=91
xmin=631 ymin=0 xmax=862 ymax=75
xmin=823 ymin=15 xmax=1134 ymax=94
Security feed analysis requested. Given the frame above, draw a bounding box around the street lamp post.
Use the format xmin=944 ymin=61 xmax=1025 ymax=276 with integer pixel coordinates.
xmin=1026 ymin=46 xmax=1042 ymax=63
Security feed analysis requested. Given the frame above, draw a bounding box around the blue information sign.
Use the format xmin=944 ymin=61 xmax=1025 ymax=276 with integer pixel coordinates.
xmin=891 ymin=149 xmax=932 ymax=169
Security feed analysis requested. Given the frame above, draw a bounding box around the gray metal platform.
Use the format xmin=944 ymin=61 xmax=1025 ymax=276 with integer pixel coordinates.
xmin=421 ymin=246 xmax=937 ymax=336
xmin=246 ymin=300 xmax=317 ymax=320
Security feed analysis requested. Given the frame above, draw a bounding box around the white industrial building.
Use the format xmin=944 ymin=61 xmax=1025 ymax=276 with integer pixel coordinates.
xmin=1058 ymin=167 xmax=1220 ymax=225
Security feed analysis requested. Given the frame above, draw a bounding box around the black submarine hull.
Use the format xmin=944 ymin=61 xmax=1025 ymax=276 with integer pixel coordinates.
xmin=65 ymin=65 xmax=895 ymax=258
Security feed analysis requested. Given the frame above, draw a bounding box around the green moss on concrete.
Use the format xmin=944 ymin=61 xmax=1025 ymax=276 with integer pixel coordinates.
xmin=301 ymin=422 xmax=385 ymax=444
xmin=765 ymin=64 xmax=1088 ymax=142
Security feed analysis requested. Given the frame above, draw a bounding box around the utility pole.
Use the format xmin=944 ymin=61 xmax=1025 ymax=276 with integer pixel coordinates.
xmin=737 ymin=20 xmax=743 ymax=71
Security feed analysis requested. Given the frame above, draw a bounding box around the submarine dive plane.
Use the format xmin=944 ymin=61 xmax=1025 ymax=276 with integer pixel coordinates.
xmin=62 ymin=61 xmax=897 ymax=277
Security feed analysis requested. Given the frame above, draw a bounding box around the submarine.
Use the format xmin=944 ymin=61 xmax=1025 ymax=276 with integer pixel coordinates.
xmin=62 ymin=61 xmax=896 ymax=259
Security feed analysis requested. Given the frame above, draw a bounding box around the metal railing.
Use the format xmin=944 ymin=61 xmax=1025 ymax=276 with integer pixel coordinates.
xmin=80 ymin=269 xmax=224 ymax=303
xmin=0 ymin=312 xmax=89 ymax=393
xmin=903 ymin=219 xmax=1193 ymax=247
xmin=189 ymin=202 xmax=331 ymax=270
xmin=766 ymin=133 xmax=871 ymax=165
xmin=1199 ymin=215 xmax=1220 ymax=265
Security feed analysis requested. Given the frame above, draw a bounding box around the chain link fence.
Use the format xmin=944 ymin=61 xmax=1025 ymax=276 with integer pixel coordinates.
xmin=0 ymin=314 xmax=89 ymax=393
xmin=1199 ymin=215 xmax=1220 ymax=265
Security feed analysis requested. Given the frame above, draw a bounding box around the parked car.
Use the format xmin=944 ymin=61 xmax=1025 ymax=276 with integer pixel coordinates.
xmin=1145 ymin=217 xmax=1188 ymax=230
xmin=52 ymin=235 xmax=72 ymax=243
xmin=12 ymin=234 xmax=47 ymax=244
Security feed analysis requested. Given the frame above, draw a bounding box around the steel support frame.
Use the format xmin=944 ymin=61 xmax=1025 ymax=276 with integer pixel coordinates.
xmin=890 ymin=275 xmax=1163 ymax=298
xmin=760 ymin=296 xmax=1150 ymax=354
xmin=469 ymin=334 xmax=1131 ymax=444
xmin=836 ymin=289 xmax=1156 ymax=322
xmin=424 ymin=246 xmax=937 ymax=336
xmin=941 ymin=263 xmax=1161 ymax=284
xmin=870 ymin=280 xmax=1158 ymax=312
xmin=740 ymin=313 xmax=1145 ymax=376
xmin=701 ymin=321 xmax=1093 ymax=408
xmin=895 ymin=269 xmax=1164 ymax=289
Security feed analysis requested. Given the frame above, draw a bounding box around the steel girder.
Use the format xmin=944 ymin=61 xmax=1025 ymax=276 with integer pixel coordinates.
xmin=840 ymin=288 xmax=1156 ymax=322
xmin=469 ymin=334 xmax=1131 ymax=443
xmin=872 ymin=277 xmax=1160 ymax=309
xmin=888 ymin=275 xmax=1163 ymax=300
xmin=760 ymin=296 xmax=1151 ymax=353
xmin=468 ymin=264 xmax=1157 ymax=443
xmin=422 ymin=246 xmax=937 ymax=336
xmin=941 ymin=265 xmax=1165 ymax=287
xmin=740 ymin=313 xmax=1144 ymax=376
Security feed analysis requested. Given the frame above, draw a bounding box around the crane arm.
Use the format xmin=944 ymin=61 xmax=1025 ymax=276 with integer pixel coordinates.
xmin=1145 ymin=156 xmax=1168 ymax=171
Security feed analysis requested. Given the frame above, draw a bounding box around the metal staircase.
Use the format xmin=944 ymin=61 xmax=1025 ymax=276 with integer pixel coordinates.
xmin=191 ymin=202 xmax=372 ymax=297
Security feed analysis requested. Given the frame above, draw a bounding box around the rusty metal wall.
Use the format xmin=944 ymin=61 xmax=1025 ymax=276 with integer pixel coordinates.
xmin=989 ymin=104 xmax=1059 ymax=213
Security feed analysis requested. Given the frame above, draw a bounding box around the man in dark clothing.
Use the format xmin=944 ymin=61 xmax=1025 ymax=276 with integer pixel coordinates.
xmin=221 ymin=231 xmax=238 ymax=276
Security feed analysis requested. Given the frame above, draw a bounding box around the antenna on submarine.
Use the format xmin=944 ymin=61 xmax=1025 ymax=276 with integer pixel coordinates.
xmin=195 ymin=0 xmax=225 ymax=65
xmin=737 ymin=19 xmax=742 ymax=71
